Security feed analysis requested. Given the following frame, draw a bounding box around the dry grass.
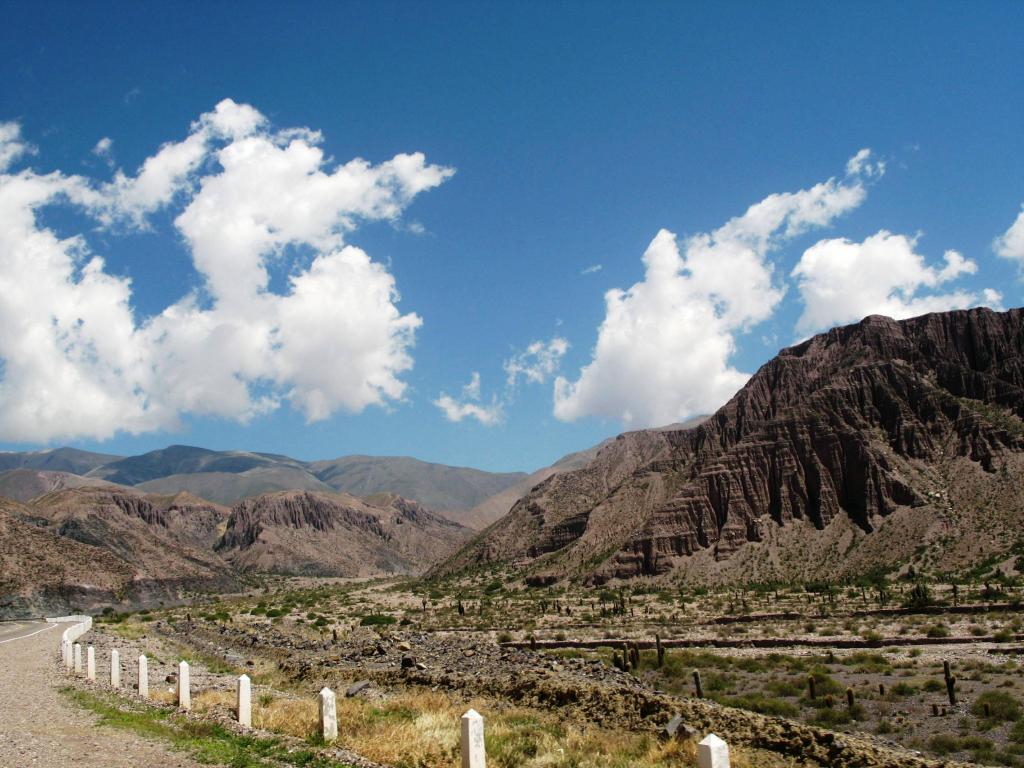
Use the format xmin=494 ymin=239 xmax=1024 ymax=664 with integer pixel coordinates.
xmin=189 ymin=686 xmax=774 ymax=768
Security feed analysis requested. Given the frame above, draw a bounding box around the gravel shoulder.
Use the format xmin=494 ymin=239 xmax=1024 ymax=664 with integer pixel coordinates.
xmin=0 ymin=621 xmax=209 ymax=768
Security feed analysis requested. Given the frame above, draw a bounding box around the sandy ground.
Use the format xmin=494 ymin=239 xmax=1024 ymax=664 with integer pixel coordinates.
xmin=0 ymin=620 xmax=209 ymax=768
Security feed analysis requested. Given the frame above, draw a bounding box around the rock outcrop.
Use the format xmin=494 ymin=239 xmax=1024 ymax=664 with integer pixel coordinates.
xmin=437 ymin=308 xmax=1024 ymax=583
xmin=217 ymin=490 xmax=472 ymax=577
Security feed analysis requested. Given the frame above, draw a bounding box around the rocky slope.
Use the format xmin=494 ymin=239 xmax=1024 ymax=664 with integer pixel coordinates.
xmin=24 ymin=487 xmax=239 ymax=597
xmin=0 ymin=468 xmax=123 ymax=503
xmin=0 ymin=497 xmax=135 ymax=616
xmin=436 ymin=308 xmax=1024 ymax=584
xmin=217 ymin=490 xmax=472 ymax=577
xmin=462 ymin=417 xmax=711 ymax=530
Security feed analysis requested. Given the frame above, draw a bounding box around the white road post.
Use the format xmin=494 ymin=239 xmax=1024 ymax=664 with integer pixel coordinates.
xmin=73 ymin=643 xmax=82 ymax=674
xmin=237 ymin=674 xmax=251 ymax=728
xmin=110 ymin=649 xmax=121 ymax=688
xmin=461 ymin=708 xmax=486 ymax=768
xmin=138 ymin=654 xmax=149 ymax=699
xmin=86 ymin=646 xmax=96 ymax=681
xmin=697 ymin=733 xmax=730 ymax=768
xmin=178 ymin=661 xmax=191 ymax=710
xmin=319 ymin=687 xmax=337 ymax=742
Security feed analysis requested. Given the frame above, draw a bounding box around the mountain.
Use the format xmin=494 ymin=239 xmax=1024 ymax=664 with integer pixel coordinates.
xmin=0 ymin=468 xmax=123 ymax=503
xmin=216 ymin=489 xmax=472 ymax=577
xmin=308 ymin=456 xmax=527 ymax=518
xmin=461 ymin=418 xmax=711 ymax=530
xmin=0 ymin=497 xmax=136 ymax=617
xmin=0 ymin=447 xmax=121 ymax=475
xmin=17 ymin=444 xmax=529 ymax=516
xmin=435 ymin=308 xmax=1024 ymax=585
xmin=24 ymin=487 xmax=239 ymax=597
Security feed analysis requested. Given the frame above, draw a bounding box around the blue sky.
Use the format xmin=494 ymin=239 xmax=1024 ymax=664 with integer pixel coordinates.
xmin=0 ymin=1 xmax=1022 ymax=472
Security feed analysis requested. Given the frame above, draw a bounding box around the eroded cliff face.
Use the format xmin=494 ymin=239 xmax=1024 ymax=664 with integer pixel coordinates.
xmin=437 ymin=308 xmax=1024 ymax=583
xmin=217 ymin=490 xmax=471 ymax=577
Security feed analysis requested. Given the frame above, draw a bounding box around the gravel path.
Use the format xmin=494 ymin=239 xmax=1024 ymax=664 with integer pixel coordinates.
xmin=0 ymin=622 xmax=210 ymax=768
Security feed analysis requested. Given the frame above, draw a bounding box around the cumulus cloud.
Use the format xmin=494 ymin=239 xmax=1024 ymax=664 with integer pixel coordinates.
xmin=433 ymin=373 xmax=503 ymax=426
xmin=553 ymin=151 xmax=879 ymax=428
xmin=0 ymin=100 xmax=452 ymax=442
xmin=994 ymin=206 xmax=1024 ymax=264
xmin=792 ymin=231 xmax=995 ymax=334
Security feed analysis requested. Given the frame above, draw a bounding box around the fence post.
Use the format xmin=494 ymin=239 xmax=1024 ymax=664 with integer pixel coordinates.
xmin=319 ymin=687 xmax=338 ymax=741
xmin=73 ymin=643 xmax=82 ymax=674
xmin=237 ymin=674 xmax=251 ymax=728
xmin=461 ymin=708 xmax=486 ymax=768
xmin=697 ymin=733 xmax=730 ymax=768
xmin=138 ymin=654 xmax=148 ymax=699
xmin=178 ymin=661 xmax=191 ymax=710
xmin=110 ymin=649 xmax=121 ymax=688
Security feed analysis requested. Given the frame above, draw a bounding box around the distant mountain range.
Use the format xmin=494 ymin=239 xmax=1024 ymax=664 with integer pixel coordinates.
xmin=0 ymin=445 xmax=529 ymax=527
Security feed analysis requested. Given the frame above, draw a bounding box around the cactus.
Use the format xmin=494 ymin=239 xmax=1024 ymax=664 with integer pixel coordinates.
xmin=693 ymin=669 xmax=703 ymax=698
xmin=846 ymin=688 xmax=855 ymax=709
xmin=808 ymin=675 xmax=817 ymax=700
xmin=655 ymin=634 xmax=665 ymax=668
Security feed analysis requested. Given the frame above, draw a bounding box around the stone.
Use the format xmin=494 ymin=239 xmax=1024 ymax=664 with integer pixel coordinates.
xmin=237 ymin=674 xmax=251 ymax=728
xmin=178 ymin=661 xmax=191 ymax=710
xmin=345 ymin=680 xmax=371 ymax=697
xmin=138 ymin=654 xmax=149 ymax=699
xmin=698 ymin=733 xmax=730 ymax=768
xmin=110 ymin=650 xmax=121 ymax=688
xmin=659 ymin=714 xmax=696 ymax=741
xmin=319 ymin=687 xmax=338 ymax=741
xmin=401 ymin=655 xmax=416 ymax=669
xmin=461 ymin=708 xmax=486 ymax=768
xmin=86 ymin=646 xmax=96 ymax=681
xmin=73 ymin=643 xmax=82 ymax=674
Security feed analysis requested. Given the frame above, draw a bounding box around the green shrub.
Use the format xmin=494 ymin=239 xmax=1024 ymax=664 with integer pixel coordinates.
xmin=359 ymin=614 xmax=397 ymax=626
xmin=973 ymin=691 xmax=1021 ymax=722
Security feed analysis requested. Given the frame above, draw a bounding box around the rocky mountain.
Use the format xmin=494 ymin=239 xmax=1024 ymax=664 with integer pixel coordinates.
xmin=0 ymin=497 xmax=135 ymax=616
xmin=461 ymin=418 xmax=711 ymax=530
xmin=25 ymin=487 xmax=239 ymax=597
xmin=436 ymin=308 xmax=1024 ymax=585
xmin=216 ymin=490 xmax=472 ymax=577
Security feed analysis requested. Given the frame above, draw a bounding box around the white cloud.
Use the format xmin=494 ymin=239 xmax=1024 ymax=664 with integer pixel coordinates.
xmin=92 ymin=137 xmax=113 ymax=157
xmin=433 ymin=373 xmax=503 ymax=426
xmin=0 ymin=101 xmax=452 ymax=442
xmin=504 ymin=337 xmax=568 ymax=387
xmin=581 ymin=264 xmax=602 ymax=275
xmin=553 ymin=152 xmax=878 ymax=428
xmin=792 ymin=231 xmax=993 ymax=334
xmin=0 ymin=122 xmax=34 ymax=172
xmin=994 ymin=206 xmax=1024 ymax=264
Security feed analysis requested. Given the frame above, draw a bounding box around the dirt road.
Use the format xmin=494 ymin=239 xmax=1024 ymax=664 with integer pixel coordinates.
xmin=0 ymin=621 xmax=209 ymax=768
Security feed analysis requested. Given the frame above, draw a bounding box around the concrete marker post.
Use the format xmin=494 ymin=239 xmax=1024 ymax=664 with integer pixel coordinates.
xmin=138 ymin=654 xmax=149 ymax=699
xmin=318 ymin=687 xmax=337 ymax=741
xmin=110 ymin=649 xmax=121 ymax=688
xmin=461 ymin=708 xmax=486 ymax=768
xmin=86 ymin=646 xmax=96 ymax=681
xmin=73 ymin=643 xmax=82 ymax=674
xmin=697 ymin=733 xmax=730 ymax=768
xmin=178 ymin=661 xmax=191 ymax=710
xmin=237 ymin=674 xmax=251 ymax=728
